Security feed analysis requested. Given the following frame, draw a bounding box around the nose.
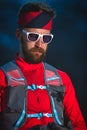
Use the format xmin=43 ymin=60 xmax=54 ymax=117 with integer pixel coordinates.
xmin=35 ymin=37 xmax=43 ymax=47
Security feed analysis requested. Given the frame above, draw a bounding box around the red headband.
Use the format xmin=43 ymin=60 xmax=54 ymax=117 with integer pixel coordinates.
xmin=18 ymin=11 xmax=53 ymax=30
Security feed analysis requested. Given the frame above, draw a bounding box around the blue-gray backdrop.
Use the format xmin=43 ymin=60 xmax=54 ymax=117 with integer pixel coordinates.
xmin=0 ymin=0 xmax=87 ymax=125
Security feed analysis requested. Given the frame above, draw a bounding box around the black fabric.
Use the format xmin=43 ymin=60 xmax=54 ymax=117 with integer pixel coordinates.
xmin=0 ymin=112 xmax=3 ymax=130
xmin=47 ymin=122 xmax=68 ymax=130
xmin=48 ymin=85 xmax=65 ymax=125
xmin=19 ymin=12 xmax=51 ymax=29
xmin=29 ymin=125 xmax=41 ymax=130
xmin=1 ymin=85 xmax=26 ymax=130
xmin=29 ymin=123 xmax=73 ymax=130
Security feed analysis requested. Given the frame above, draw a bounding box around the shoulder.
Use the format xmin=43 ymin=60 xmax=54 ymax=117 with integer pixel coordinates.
xmin=0 ymin=68 xmax=7 ymax=87
xmin=45 ymin=63 xmax=74 ymax=91
xmin=58 ymin=70 xmax=71 ymax=82
xmin=58 ymin=69 xmax=75 ymax=94
xmin=58 ymin=69 xmax=71 ymax=84
xmin=0 ymin=68 xmax=5 ymax=76
xmin=0 ymin=61 xmax=14 ymax=87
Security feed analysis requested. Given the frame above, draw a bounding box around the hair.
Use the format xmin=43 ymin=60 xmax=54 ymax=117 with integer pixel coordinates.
xmin=18 ymin=2 xmax=56 ymax=19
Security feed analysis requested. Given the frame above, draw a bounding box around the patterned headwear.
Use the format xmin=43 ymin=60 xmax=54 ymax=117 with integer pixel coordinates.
xmin=18 ymin=11 xmax=52 ymax=30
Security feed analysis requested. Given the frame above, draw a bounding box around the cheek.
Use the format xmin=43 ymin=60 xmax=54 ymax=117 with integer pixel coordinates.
xmin=26 ymin=43 xmax=34 ymax=50
xmin=43 ymin=44 xmax=48 ymax=51
xmin=21 ymin=38 xmax=35 ymax=50
xmin=21 ymin=36 xmax=34 ymax=46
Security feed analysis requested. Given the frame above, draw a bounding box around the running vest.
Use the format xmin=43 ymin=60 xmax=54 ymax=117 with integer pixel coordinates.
xmin=0 ymin=61 xmax=72 ymax=130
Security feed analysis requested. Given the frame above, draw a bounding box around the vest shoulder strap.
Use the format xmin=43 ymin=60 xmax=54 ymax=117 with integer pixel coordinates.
xmin=44 ymin=62 xmax=63 ymax=86
xmin=44 ymin=63 xmax=65 ymax=126
xmin=0 ymin=60 xmax=26 ymax=86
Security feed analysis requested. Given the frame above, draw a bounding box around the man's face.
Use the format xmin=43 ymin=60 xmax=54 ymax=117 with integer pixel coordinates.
xmin=18 ymin=28 xmax=52 ymax=63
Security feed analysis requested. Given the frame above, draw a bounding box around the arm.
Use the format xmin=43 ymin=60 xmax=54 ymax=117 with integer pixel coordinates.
xmin=0 ymin=69 xmax=8 ymax=130
xmin=59 ymin=71 xmax=86 ymax=130
xmin=0 ymin=69 xmax=7 ymax=112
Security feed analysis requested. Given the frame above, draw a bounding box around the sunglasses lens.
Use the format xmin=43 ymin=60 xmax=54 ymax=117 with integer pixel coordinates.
xmin=28 ymin=33 xmax=39 ymax=41
xmin=43 ymin=35 xmax=52 ymax=43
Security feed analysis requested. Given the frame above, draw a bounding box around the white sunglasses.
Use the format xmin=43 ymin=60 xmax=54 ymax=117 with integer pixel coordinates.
xmin=22 ymin=30 xmax=54 ymax=44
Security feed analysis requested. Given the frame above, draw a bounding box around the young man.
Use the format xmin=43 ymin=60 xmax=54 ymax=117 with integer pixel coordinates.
xmin=0 ymin=2 xmax=86 ymax=130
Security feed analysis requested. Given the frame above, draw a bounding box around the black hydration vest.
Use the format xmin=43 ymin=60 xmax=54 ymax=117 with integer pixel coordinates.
xmin=0 ymin=61 xmax=73 ymax=130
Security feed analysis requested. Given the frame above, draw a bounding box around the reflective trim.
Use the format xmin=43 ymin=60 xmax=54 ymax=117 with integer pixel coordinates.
xmin=27 ymin=113 xmax=52 ymax=119
xmin=46 ymin=76 xmax=60 ymax=81
xmin=8 ymin=76 xmax=24 ymax=81
xmin=51 ymin=96 xmax=62 ymax=126
xmin=14 ymin=99 xmax=26 ymax=130
xmin=27 ymin=84 xmax=47 ymax=90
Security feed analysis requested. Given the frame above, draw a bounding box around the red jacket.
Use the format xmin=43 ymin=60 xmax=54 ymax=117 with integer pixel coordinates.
xmin=0 ymin=56 xmax=86 ymax=130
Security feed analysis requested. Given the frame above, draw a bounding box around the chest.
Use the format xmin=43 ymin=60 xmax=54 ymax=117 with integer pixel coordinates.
xmin=20 ymin=68 xmax=51 ymax=112
xmin=26 ymin=88 xmax=51 ymax=112
xmin=22 ymin=67 xmax=45 ymax=85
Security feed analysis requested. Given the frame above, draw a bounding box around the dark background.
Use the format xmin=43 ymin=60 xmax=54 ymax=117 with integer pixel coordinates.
xmin=0 ymin=0 xmax=87 ymax=125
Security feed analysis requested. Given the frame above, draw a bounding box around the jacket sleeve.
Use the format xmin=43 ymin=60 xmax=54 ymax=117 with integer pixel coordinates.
xmin=0 ymin=69 xmax=7 ymax=112
xmin=58 ymin=70 xmax=87 ymax=130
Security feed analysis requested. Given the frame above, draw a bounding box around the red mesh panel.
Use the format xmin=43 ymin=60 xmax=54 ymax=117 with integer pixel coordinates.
xmin=7 ymin=69 xmax=25 ymax=86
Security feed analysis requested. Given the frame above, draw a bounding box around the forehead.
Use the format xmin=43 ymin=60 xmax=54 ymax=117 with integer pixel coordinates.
xmin=24 ymin=28 xmax=51 ymax=34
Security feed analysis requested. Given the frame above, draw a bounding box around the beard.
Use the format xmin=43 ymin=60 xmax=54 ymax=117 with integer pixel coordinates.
xmin=21 ymin=39 xmax=47 ymax=64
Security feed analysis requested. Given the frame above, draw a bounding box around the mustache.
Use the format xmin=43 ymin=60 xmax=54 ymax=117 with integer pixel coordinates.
xmin=30 ymin=47 xmax=44 ymax=53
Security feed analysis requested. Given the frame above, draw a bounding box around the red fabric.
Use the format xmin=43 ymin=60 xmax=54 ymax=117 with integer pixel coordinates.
xmin=18 ymin=11 xmax=42 ymax=27
xmin=43 ymin=20 xmax=52 ymax=30
xmin=0 ymin=56 xmax=86 ymax=130
xmin=18 ymin=11 xmax=53 ymax=30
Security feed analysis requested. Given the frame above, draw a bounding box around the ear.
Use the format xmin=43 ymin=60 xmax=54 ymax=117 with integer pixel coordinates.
xmin=16 ymin=29 xmax=21 ymax=39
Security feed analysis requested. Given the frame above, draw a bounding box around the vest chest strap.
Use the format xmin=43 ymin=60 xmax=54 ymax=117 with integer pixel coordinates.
xmin=27 ymin=84 xmax=47 ymax=90
xmin=27 ymin=113 xmax=53 ymax=119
